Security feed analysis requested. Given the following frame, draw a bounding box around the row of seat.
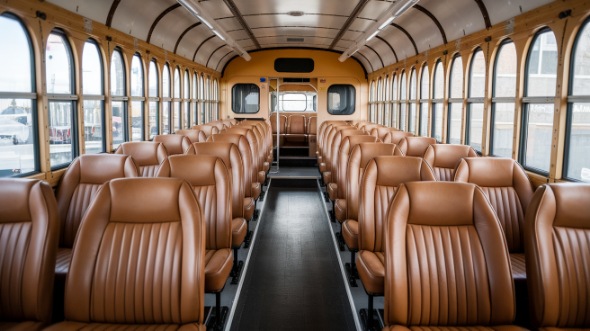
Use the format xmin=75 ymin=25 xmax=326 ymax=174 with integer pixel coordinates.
xmin=0 ymin=118 xmax=274 ymax=329
xmin=270 ymin=113 xmax=317 ymax=145
xmin=0 ymin=177 xmax=209 ymax=330
xmin=316 ymin=120 xmax=590 ymax=330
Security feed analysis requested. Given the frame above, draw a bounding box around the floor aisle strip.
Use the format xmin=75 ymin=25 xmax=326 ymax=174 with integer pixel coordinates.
xmin=224 ymin=178 xmax=272 ymax=331
xmin=315 ymin=179 xmax=362 ymax=331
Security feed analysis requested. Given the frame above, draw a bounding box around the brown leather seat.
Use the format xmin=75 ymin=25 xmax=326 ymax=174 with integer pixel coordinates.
xmin=221 ymin=119 xmax=234 ymax=129
xmin=45 ymin=178 xmax=207 ymax=330
xmin=359 ymin=123 xmax=382 ymax=134
xmin=176 ymin=128 xmax=208 ymax=143
xmin=341 ymin=143 xmax=402 ymax=252
xmin=286 ymin=114 xmax=306 ymax=143
xmin=241 ymin=120 xmax=273 ymax=166
xmin=208 ymin=121 xmax=226 ymax=132
xmin=226 ymin=126 xmax=267 ymax=185
xmin=0 ymin=179 xmax=59 ymax=331
xmin=187 ymin=142 xmax=249 ymax=280
xmin=454 ymin=157 xmax=533 ymax=281
xmin=192 ymin=124 xmax=219 ymax=137
xmin=157 ymin=154 xmax=233 ymax=320
xmin=525 ymin=183 xmax=590 ymax=331
xmin=321 ymin=125 xmax=358 ymax=185
xmin=210 ymin=133 xmax=260 ymax=209
xmin=55 ymin=154 xmax=139 ymax=277
xmin=383 ymin=130 xmax=413 ymax=144
xmin=398 ymin=136 xmax=436 ymax=157
xmin=154 ymin=134 xmax=192 ymax=155
xmin=326 ymin=128 xmax=365 ymax=202
xmin=354 ymin=156 xmax=436 ymax=327
xmin=369 ymin=126 xmax=390 ymax=141
xmin=423 ymin=144 xmax=478 ymax=181
xmin=317 ymin=121 xmax=348 ymax=165
xmin=115 ymin=141 xmax=167 ymax=177
xmin=270 ymin=113 xmax=287 ymax=147
xmin=383 ymin=181 xmax=523 ymax=331
xmin=334 ymin=135 xmax=379 ymax=223
xmin=307 ymin=116 xmax=317 ymax=141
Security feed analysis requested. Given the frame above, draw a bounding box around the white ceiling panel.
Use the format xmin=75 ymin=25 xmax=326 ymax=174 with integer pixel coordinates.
xmin=482 ymin=0 xmax=555 ymax=25
xmin=46 ymin=0 xmax=112 ymax=25
xmin=45 ymin=0 xmax=557 ymax=74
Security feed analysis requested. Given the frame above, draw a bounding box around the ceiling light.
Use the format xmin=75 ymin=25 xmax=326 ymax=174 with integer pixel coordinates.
xmin=177 ymin=0 xmax=250 ymax=61
xmin=339 ymin=0 xmax=419 ymax=62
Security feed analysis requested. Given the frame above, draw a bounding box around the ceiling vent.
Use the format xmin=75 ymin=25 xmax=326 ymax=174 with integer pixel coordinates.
xmin=287 ymin=37 xmax=304 ymax=42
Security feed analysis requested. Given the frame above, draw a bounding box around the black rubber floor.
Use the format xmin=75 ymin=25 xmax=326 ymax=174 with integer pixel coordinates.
xmin=230 ymin=179 xmax=356 ymax=331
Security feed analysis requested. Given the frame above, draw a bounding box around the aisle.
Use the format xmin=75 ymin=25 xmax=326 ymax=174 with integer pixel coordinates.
xmin=229 ymin=179 xmax=356 ymax=331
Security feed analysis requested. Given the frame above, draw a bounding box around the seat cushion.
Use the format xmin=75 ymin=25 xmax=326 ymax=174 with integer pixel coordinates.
xmin=327 ymin=183 xmax=338 ymax=202
xmin=243 ymin=197 xmax=255 ymax=221
xmin=44 ymin=321 xmax=206 ymax=330
xmin=322 ymin=172 xmax=332 ymax=186
xmin=251 ymin=183 xmax=261 ymax=200
xmin=356 ymin=250 xmax=384 ymax=295
xmin=342 ymin=220 xmax=358 ymax=251
xmin=204 ymin=249 xmax=233 ymax=293
xmin=232 ymin=218 xmax=247 ymax=248
xmin=334 ymin=199 xmax=347 ymax=223
xmin=258 ymin=171 xmax=266 ymax=185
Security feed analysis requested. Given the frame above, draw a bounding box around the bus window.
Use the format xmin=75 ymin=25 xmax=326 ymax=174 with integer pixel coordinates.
xmin=491 ymin=40 xmax=516 ymax=158
xmin=232 ymin=83 xmax=260 ymax=114
xmin=82 ymin=40 xmax=105 ymax=153
xmin=328 ymin=84 xmax=355 ymax=115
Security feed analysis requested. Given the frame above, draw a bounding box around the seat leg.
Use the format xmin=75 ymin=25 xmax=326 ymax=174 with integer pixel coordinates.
xmin=330 ymin=200 xmax=336 ymax=222
xmin=215 ymin=292 xmax=222 ymax=329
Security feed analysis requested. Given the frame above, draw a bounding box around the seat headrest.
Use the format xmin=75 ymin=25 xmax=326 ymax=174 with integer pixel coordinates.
xmin=400 ymin=181 xmax=482 ymax=226
xmin=0 ymin=178 xmax=44 ymax=222
xmin=535 ymin=183 xmax=590 ymax=228
xmin=210 ymin=133 xmax=242 ymax=145
xmin=76 ymin=154 xmax=139 ymax=184
xmin=423 ymin=144 xmax=477 ymax=169
xmin=154 ymin=134 xmax=191 ymax=155
xmin=189 ymin=142 xmax=235 ymax=169
xmin=399 ymin=136 xmax=436 ymax=157
xmin=370 ymin=156 xmax=436 ymax=187
xmin=358 ymin=143 xmax=397 ymax=168
xmin=176 ymin=129 xmax=207 ymax=143
xmin=454 ymin=157 xmax=520 ymax=187
xmin=165 ymin=154 xmax=224 ymax=186
xmin=108 ymin=177 xmax=188 ymax=223
xmin=115 ymin=141 xmax=167 ymax=166
xmin=345 ymin=135 xmax=378 ymax=148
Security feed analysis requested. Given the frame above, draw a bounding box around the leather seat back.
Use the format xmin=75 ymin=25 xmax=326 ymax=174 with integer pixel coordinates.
xmin=209 ymin=133 xmax=255 ymax=198
xmin=176 ymin=129 xmax=207 ymax=143
xmin=63 ymin=177 xmax=206 ymax=326
xmin=226 ymin=126 xmax=263 ymax=175
xmin=187 ymin=142 xmax=245 ymax=220
xmin=192 ymin=124 xmax=219 ymax=137
xmin=398 ymin=136 xmax=436 ymax=157
xmin=307 ymin=116 xmax=317 ymax=137
xmin=454 ymin=157 xmax=533 ymax=253
xmin=369 ymin=126 xmax=390 ymax=141
xmin=270 ymin=113 xmax=287 ymax=134
xmin=0 ymin=179 xmax=59 ymax=327
xmin=154 ymin=134 xmax=192 ymax=155
xmin=158 ymin=155 xmax=232 ymax=251
xmin=56 ymin=154 xmax=139 ymax=248
xmin=383 ymin=130 xmax=413 ymax=144
xmin=525 ymin=183 xmax=590 ymax=329
xmin=384 ymin=181 xmax=515 ymax=327
xmin=336 ymin=135 xmax=378 ymax=199
xmin=423 ymin=144 xmax=478 ymax=181
xmin=318 ymin=121 xmax=348 ymax=159
xmin=115 ymin=141 xmax=167 ymax=177
xmin=359 ymin=156 xmax=436 ymax=253
xmin=287 ymin=114 xmax=306 ymax=135
xmin=345 ymin=143 xmax=399 ymax=222
xmin=329 ymin=128 xmax=364 ymax=185
xmin=359 ymin=123 xmax=381 ymax=134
